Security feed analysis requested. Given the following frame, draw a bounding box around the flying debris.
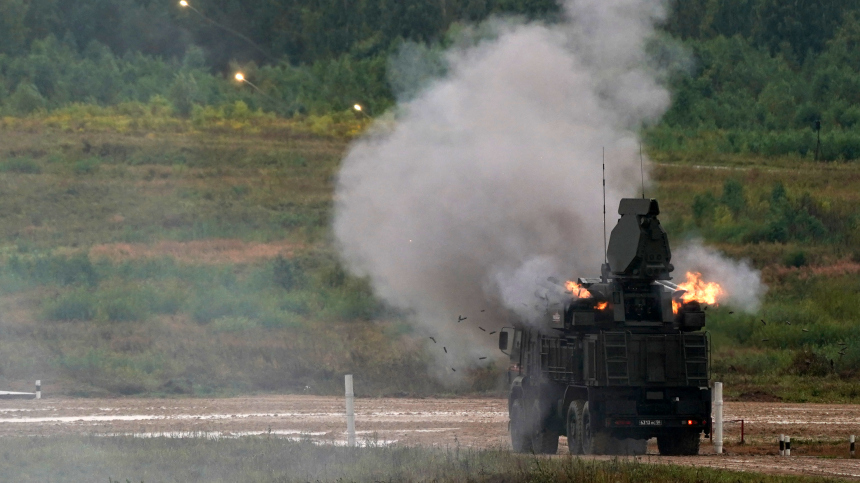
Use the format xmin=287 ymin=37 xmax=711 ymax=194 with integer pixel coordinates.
xmin=802 ymin=329 xmax=809 ymax=333
xmin=443 ymin=347 xmax=447 ymax=353
xmin=703 ymin=306 xmax=708 ymax=311
xmin=479 ymin=357 xmax=487 ymax=360
xmin=489 ymin=331 xmax=496 ymax=335
xmin=729 ymin=311 xmax=734 ymax=314
xmin=761 ymin=339 xmax=769 ymax=342
xmin=451 ymin=368 xmax=456 ymax=372
xmin=479 ymin=327 xmax=486 ymax=332
xmin=480 ymin=309 xmax=486 ymax=312
xmin=786 ymin=321 xmax=791 ymax=325
xmin=429 ymin=337 xmax=436 ymax=343
xmin=761 ymin=319 xmax=766 ymax=325
xmin=458 ymin=316 xmax=467 ymax=322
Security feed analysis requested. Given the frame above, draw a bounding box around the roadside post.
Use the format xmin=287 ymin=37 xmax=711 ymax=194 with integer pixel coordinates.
xmin=713 ymin=382 xmax=723 ymax=454
xmin=345 ymin=375 xmax=356 ymax=447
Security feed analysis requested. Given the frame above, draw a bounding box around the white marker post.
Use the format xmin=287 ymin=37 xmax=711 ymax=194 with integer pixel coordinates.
xmin=35 ymin=380 xmax=41 ymax=400
xmin=779 ymin=434 xmax=785 ymax=456
xmin=851 ymin=435 xmax=855 ymax=457
xmin=713 ymin=382 xmax=723 ymax=454
xmin=785 ymin=435 xmax=791 ymax=456
xmin=345 ymin=374 xmax=355 ymax=447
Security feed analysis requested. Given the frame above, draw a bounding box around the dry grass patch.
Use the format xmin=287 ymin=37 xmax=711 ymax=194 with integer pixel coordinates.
xmin=90 ymin=239 xmax=303 ymax=264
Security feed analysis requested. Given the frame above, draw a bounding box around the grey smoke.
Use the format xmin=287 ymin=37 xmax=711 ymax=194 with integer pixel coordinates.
xmin=333 ymin=0 xmax=714 ymax=379
xmin=672 ymin=240 xmax=766 ymax=313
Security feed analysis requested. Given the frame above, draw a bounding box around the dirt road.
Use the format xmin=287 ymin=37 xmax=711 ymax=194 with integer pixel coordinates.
xmin=0 ymin=396 xmax=857 ymax=479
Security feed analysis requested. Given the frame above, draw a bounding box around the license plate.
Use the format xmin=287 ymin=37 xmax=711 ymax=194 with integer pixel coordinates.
xmin=639 ymin=419 xmax=663 ymax=426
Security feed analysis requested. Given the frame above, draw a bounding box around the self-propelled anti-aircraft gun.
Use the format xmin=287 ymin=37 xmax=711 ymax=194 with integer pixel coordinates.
xmin=498 ymin=198 xmax=711 ymax=455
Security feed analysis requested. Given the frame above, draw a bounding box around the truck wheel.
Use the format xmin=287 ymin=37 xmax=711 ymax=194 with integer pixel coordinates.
xmin=566 ymin=400 xmax=584 ymax=455
xmin=657 ymin=432 xmax=700 ymax=456
xmin=530 ymin=399 xmax=559 ymax=454
xmin=510 ymin=398 xmax=533 ymax=453
xmin=579 ymin=402 xmax=610 ymax=455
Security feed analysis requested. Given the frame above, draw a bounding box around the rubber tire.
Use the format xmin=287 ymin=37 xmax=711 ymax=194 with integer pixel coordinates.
xmin=657 ymin=432 xmax=700 ymax=456
xmin=579 ymin=402 xmax=611 ymax=455
xmin=531 ymin=399 xmax=559 ymax=454
xmin=510 ymin=398 xmax=533 ymax=453
xmin=566 ymin=400 xmax=584 ymax=455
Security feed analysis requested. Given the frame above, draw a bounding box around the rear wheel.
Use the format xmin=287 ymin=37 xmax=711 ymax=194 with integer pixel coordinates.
xmin=657 ymin=432 xmax=700 ymax=455
xmin=579 ymin=402 xmax=611 ymax=455
xmin=510 ymin=398 xmax=533 ymax=453
xmin=566 ymin=400 xmax=584 ymax=455
xmin=530 ymin=399 xmax=559 ymax=454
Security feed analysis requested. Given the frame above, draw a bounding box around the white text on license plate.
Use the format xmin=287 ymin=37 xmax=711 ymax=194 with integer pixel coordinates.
xmin=639 ymin=419 xmax=662 ymax=426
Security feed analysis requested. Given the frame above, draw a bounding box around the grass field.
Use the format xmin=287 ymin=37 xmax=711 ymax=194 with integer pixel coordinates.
xmin=0 ymin=436 xmax=847 ymax=483
xmin=0 ymin=110 xmax=857 ymax=400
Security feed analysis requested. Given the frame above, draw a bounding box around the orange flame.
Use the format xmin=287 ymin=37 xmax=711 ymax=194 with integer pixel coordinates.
xmin=595 ymin=302 xmax=609 ymax=310
xmin=673 ymin=272 xmax=723 ymax=314
xmin=565 ymin=280 xmax=592 ymax=298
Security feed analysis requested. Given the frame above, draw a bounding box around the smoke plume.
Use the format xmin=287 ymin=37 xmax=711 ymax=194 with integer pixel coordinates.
xmin=333 ymin=0 xmax=744 ymax=378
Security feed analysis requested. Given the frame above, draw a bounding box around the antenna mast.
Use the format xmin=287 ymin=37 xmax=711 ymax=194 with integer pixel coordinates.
xmin=602 ymin=148 xmax=607 ymax=264
xmin=640 ymin=143 xmax=646 ymax=199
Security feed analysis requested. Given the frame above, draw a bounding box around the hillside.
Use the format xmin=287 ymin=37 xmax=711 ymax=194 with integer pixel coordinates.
xmin=0 ymin=110 xmax=854 ymax=401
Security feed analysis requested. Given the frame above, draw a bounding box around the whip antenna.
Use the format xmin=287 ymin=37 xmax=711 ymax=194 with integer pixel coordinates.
xmin=603 ymin=148 xmax=607 ymax=264
xmin=640 ymin=143 xmax=646 ymax=199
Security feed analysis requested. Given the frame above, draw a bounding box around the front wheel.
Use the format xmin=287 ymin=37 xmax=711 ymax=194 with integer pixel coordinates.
xmin=530 ymin=399 xmax=559 ymax=454
xmin=510 ymin=398 xmax=533 ymax=453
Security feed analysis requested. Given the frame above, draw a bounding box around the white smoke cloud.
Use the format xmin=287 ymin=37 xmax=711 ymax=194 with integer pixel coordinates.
xmin=672 ymin=240 xmax=766 ymax=313
xmin=333 ymin=0 xmax=685 ymax=379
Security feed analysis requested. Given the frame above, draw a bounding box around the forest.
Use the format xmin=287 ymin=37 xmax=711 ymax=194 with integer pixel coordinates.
xmin=1 ymin=0 xmax=860 ymax=159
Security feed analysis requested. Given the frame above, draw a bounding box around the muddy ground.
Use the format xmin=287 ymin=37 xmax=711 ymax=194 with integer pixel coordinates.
xmin=0 ymin=396 xmax=857 ymax=479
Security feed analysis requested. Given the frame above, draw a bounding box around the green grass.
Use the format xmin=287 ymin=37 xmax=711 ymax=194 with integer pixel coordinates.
xmin=0 ymin=436 xmax=846 ymax=483
xmin=0 ymin=114 xmax=858 ymax=399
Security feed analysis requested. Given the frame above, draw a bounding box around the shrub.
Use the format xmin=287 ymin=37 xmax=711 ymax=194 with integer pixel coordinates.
xmin=273 ymin=256 xmax=303 ymax=290
xmin=74 ymin=157 xmax=101 ymax=175
xmin=44 ymin=290 xmax=97 ymax=321
xmin=8 ymin=254 xmax=99 ymax=287
xmin=98 ymin=291 xmax=149 ymax=322
xmin=0 ymin=157 xmax=41 ymax=174
xmin=211 ymin=316 xmax=257 ymax=333
xmin=783 ymin=250 xmax=807 ymax=268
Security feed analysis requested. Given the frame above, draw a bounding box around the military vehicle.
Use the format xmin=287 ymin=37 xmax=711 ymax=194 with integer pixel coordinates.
xmin=498 ymin=198 xmax=711 ymax=455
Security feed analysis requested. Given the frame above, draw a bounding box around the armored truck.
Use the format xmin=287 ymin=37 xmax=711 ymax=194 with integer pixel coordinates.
xmin=498 ymin=198 xmax=711 ymax=455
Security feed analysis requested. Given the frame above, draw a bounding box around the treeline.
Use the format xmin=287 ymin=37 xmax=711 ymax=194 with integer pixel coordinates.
xmin=655 ymin=1 xmax=860 ymax=160
xmin=3 ymin=0 xmax=860 ymax=159
xmin=0 ymin=0 xmax=558 ymax=66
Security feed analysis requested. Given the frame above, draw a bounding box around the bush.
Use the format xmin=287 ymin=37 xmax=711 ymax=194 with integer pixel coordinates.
xmin=8 ymin=254 xmax=99 ymax=287
xmin=98 ymin=290 xmax=149 ymax=322
xmin=73 ymin=157 xmax=101 ymax=175
xmin=44 ymin=290 xmax=97 ymax=321
xmin=273 ymin=256 xmax=303 ymax=290
xmin=783 ymin=250 xmax=808 ymax=268
xmin=0 ymin=157 xmax=41 ymax=174
xmin=188 ymin=288 xmax=260 ymax=324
